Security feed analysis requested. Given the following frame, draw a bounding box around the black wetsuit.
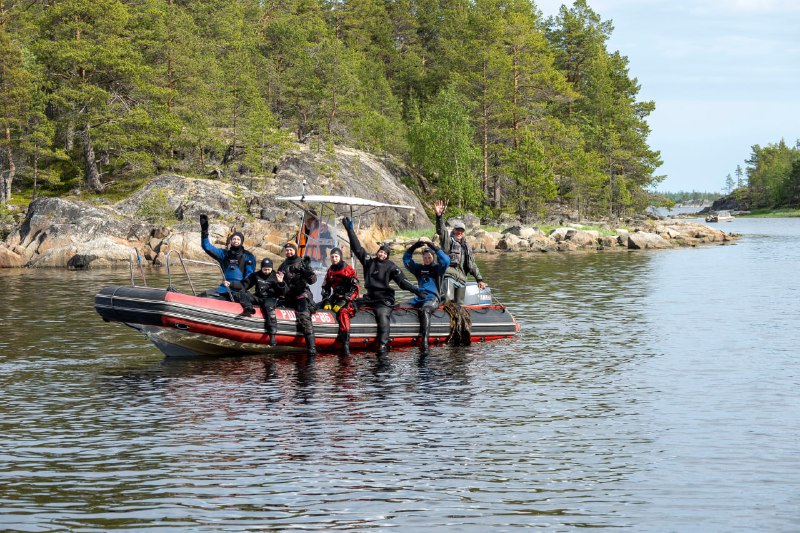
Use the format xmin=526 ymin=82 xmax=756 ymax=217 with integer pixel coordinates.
xmin=277 ymin=255 xmax=317 ymax=345
xmin=345 ymin=224 xmax=419 ymax=350
xmin=241 ymin=270 xmax=287 ymax=335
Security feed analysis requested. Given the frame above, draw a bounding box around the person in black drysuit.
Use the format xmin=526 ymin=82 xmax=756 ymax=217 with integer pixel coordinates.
xmin=199 ymin=213 xmax=256 ymax=304
xmin=240 ymin=258 xmax=287 ymax=346
xmin=342 ymin=217 xmax=422 ymax=354
xmin=277 ymin=242 xmax=318 ymax=356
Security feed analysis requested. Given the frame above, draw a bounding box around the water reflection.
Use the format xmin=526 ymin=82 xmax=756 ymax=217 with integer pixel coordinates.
xmin=2 ymin=224 xmax=800 ymax=531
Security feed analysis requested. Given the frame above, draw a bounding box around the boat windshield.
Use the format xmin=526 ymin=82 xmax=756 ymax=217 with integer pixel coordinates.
xmin=276 ymin=195 xmax=414 ymax=301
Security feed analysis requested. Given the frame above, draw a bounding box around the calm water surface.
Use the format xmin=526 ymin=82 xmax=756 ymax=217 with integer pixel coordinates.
xmin=1 ymin=217 xmax=799 ymax=532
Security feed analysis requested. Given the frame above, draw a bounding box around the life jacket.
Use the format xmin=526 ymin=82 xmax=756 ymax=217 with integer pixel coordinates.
xmin=297 ymin=223 xmax=324 ymax=261
xmin=222 ymin=247 xmax=252 ymax=283
xmin=448 ymin=236 xmax=466 ymax=270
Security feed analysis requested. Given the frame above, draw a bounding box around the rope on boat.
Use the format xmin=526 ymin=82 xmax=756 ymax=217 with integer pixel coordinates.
xmin=443 ymin=301 xmax=472 ymax=346
xmin=490 ymin=293 xmax=508 ymax=312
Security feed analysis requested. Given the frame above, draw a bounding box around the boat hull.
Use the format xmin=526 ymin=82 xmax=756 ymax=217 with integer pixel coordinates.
xmin=95 ymin=286 xmax=519 ymax=357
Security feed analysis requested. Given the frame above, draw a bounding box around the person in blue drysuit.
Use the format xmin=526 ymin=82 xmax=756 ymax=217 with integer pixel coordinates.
xmin=403 ymin=240 xmax=450 ymax=352
xmin=199 ymin=214 xmax=256 ymax=305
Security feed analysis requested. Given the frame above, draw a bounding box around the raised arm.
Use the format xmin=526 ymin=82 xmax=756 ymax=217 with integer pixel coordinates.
xmin=402 ymin=240 xmax=425 ymax=274
xmin=342 ymin=217 xmax=368 ymax=265
xmin=199 ymin=214 xmax=224 ymax=261
xmin=434 ymin=201 xmax=452 ymax=253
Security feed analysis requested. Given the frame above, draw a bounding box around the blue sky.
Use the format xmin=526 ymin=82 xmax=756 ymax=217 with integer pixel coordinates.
xmin=535 ymin=0 xmax=800 ymax=193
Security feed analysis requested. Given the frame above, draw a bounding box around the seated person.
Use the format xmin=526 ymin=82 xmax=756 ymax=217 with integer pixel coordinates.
xmin=342 ymin=217 xmax=421 ymax=354
xmin=199 ymin=213 xmax=256 ymax=306
xmin=277 ymin=242 xmax=318 ymax=356
xmin=320 ymin=247 xmax=359 ymax=356
xmin=240 ymin=258 xmax=287 ymax=346
xmin=403 ymin=240 xmax=450 ymax=351
xmin=433 ymin=200 xmax=486 ymax=304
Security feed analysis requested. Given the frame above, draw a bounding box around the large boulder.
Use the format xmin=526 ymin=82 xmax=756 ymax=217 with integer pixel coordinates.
xmin=627 ymin=231 xmax=673 ymax=250
xmin=496 ymin=233 xmax=529 ymax=252
xmin=0 ymin=145 xmax=438 ymax=268
xmin=0 ymin=246 xmax=25 ymax=268
xmin=565 ymin=230 xmax=599 ymax=247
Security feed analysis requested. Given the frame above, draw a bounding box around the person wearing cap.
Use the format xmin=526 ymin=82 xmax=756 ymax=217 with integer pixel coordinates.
xmin=277 ymin=241 xmax=318 ymax=356
xmin=199 ymin=214 xmax=256 ymax=302
xmin=342 ymin=217 xmax=422 ymax=355
xmin=320 ymin=247 xmax=360 ymax=356
xmin=433 ymin=200 xmax=486 ymax=304
xmin=240 ymin=258 xmax=287 ymax=346
xmin=402 ymin=239 xmax=451 ymax=352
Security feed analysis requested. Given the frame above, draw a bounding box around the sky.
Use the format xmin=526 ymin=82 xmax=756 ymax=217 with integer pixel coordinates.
xmin=534 ymin=0 xmax=800 ymax=193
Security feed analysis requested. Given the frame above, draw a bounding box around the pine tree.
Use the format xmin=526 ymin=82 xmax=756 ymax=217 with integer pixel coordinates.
xmin=0 ymin=22 xmax=33 ymax=203
xmin=408 ymin=86 xmax=481 ymax=210
xmin=546 ymin=0 xmax=661 ymax=217
xmin=35 ymin=0 xmax=161 ymax=191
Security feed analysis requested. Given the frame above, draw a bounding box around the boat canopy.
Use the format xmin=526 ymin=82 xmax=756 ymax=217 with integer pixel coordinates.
xmin=275 ymin=195 xmax=414 ymax=216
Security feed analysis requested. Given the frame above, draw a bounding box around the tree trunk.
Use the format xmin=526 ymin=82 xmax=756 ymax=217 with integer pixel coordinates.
xmin=481 ymin=61 xmax=490 ymax=203
xmin=83 ymin=125 xmax=104 ymax=192
xmin=1 ymin=127 xmax=15 ymax=204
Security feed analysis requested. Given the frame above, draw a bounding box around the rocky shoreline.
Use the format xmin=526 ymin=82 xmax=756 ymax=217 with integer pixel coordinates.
xmin=0 ymin=147 xmax=738 ymax=269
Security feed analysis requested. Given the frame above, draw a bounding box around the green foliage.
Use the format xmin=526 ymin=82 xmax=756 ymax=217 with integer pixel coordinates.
xmin=3 ymin=0 xmax=666 ymax=221
xmin=743 ymin=208 xmax=800 ymax=217
xmin=408 ymin=86 xmax=482 ymax=210
xmin=659 ymin=190 xmax=721 ymax=202
xmin=135 ymin=187 xmax=176 ymax=224
xmin=745 ymin=139 xmax=800 ymax=208
xmin=393 ymin=228 xmax=437 ymax=241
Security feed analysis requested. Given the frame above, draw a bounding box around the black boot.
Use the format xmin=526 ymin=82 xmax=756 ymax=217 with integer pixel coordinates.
xmin=265 ymin=308 xmax=278 ymax=346
xmin=305 ymin=333 xmax=317 ymax=357
xmin=376 ymin=343 xmax=388 ymax=355
xmin=419 ymin=311 xmax=431 ymax=352
xmin=340 ymin=331 xmax=350 ymax=357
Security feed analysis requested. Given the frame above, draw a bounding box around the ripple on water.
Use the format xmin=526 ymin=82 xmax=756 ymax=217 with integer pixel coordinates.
xmin=2 ymin=233 xmax=800 ymax=531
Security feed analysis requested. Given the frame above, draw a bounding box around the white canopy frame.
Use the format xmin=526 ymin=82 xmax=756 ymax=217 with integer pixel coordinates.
xmin=275 ymin=194 xmax=415 ymax=300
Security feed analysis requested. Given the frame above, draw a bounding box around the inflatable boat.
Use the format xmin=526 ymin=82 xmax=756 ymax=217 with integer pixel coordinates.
xmin=95 ymin=193 xmax=518 ymax=357
xmin=95 ymin=284 xmax=519 ymax=357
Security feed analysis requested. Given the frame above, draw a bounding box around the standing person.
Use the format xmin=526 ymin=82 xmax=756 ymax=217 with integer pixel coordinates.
xmin=277 ymin=242 xmax=318 ymax=356
xmin=320 ymin=247 xmax=359 ymax=356
xmin=433 ymin=200 xmax=486 ymax=304
xmin=296 ymin=210 xmax=333 ymax=265
xmin=342 ymin=217 xmax=422 ymax=354
xmin=240 ymin=258 xmax=287 ymax=346
xmin=403 ymin=240 xmax=450 ymax=351
xmin=199 ymin=213 xmax=256 ymax=301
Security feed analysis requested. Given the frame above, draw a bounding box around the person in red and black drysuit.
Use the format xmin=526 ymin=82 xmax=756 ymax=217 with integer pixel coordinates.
xmin=320 ymin=247 xmax=359 ymax=356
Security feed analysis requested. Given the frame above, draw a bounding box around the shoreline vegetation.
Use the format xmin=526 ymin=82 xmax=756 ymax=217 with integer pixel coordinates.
xmin=3 ymin=0 xmax=796 ymax=243
xmin=0 ymin=164 xmax=739 ymax=270
xmin=738 ymin=209 xmax=800 ymax=218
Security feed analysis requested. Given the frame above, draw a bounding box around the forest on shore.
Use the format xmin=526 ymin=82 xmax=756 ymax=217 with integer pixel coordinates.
xmin=4 ymin=0 xmax=665 ymax=222
xmin=722 ymin=140 xmax=800 ymax=211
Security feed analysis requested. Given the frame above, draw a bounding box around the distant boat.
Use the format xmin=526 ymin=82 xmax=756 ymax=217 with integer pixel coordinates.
xmin=705 ymin=210 xmax=734 ymax=223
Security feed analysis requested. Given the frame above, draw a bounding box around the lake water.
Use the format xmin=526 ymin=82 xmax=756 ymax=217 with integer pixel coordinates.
xmin=2 ymin=217 xmax=799 ymax=532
